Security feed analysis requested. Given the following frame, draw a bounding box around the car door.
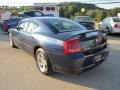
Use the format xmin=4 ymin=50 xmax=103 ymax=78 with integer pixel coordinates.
xmin=21 ymin=21 xmax=39 ymax=54
xmin=13 ymin=21 xmax=29 ymax=49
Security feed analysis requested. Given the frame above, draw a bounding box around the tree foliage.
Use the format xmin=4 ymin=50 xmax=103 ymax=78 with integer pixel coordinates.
xmin=59 ymin=2 xmax=120 ymax=21
xmin=0 ymin=3 xmax=120 ymax=22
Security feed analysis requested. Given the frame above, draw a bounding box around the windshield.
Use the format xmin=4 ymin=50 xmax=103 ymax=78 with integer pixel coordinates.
xmin=76 ymin=16 xmax=92 ymax=22
xmin=34 ymin=11 xmax=43 ymax=16
xmin=113 ymin=18 xmax=120 ymax=22
xmin=42 ymin=18 xmax=87 ymax=32
xmin=24 ymin=11 xmax=43 ymax=17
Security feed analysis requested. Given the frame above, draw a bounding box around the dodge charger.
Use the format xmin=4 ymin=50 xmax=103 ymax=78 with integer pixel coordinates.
xmin=9 ymin=17 xmax=109 ymax=75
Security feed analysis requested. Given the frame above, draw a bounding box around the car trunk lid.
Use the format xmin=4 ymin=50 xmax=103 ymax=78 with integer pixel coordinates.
xmin=63 ymin=30 xmax=107 ymax=54
xmin=80 ymin=31 xmax=106 ymax=51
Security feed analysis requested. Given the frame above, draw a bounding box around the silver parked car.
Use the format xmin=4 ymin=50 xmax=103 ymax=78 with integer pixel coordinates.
xmin=99 ymin=17 xmax=120 ymax=34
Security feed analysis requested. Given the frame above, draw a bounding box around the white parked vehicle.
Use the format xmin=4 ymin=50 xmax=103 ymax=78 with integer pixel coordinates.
xmin=99 ymin=17 xmax=120 ymax=34
xmin=33 ymin=3 xmax=59 ymax=17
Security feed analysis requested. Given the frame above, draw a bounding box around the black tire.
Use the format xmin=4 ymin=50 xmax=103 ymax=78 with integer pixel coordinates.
xmin=9 ymin=33 xmax=17 ymax=48
xmin=35 ymin=48 xmax=53 ymax=75
xmin=98 ymin=24 xmax=101 ymax=29
xmin=107 ymin=27 xmax=113 ymax=35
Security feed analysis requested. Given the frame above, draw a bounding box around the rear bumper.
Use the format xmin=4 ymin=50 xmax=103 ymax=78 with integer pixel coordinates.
xmin=47 ymin=45 xmax=109 ymax=74
xmin=112 ymin=28 xmax=120 ymax=33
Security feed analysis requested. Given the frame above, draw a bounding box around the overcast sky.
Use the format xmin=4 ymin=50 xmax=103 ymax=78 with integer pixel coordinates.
xmin=0 ymin=0 xmax=120 ymax=9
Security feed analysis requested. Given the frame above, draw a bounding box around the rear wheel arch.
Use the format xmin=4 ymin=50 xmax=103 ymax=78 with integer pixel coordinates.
xmin=106 ymin=26 xmax=109 ymax=29
xmin=34 ymin=47 xmax=54 ymax=75
xmin=34 ymin=46 xmax=52 ymax=64
xmin=9 ymin=33 xmax=17 ymax=48
xmin=34 ymin=46 xmax=42 ymax=58
xmin=106 ymin=26 xmax=113 ymax=34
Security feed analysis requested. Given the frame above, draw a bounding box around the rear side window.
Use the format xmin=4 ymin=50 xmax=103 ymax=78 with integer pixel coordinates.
xmin=24 ymin=21 xmax=53 ymax=34
xmin=42 ymin=18 xmax=86 ymax=32
xmin=17 ymin=21 xmax=29 ymax=31
xmin=26 ymin=22 xmax=38 ymax=33
xmin=113 ymin=18 xmax=120 ymax=22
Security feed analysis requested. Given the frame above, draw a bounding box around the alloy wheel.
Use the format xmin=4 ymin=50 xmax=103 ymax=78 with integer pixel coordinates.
xmin=36 ymin=52 xmax=48 ymax=73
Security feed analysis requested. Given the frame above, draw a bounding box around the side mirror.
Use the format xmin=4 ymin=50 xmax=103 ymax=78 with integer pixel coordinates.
xmin=16 ymin=27 xmax=22 ymax=31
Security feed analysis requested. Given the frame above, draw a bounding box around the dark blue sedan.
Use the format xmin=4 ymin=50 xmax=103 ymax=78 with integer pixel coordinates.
xmin=1 ymin=18 xmax=21 ymax=32
xmin=9 ymin=17 xmax=109 ymax=75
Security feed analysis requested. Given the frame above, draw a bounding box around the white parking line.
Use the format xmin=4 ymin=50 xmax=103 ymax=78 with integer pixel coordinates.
xmin=108 ymin=40 xmax=120 ymax=45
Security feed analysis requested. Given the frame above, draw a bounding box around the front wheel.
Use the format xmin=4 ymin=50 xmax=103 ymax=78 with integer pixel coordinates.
xmin=107 ymin=27 xmax=113 ymax=35
xmin=35 ymin=48 xmax=53 ymax=75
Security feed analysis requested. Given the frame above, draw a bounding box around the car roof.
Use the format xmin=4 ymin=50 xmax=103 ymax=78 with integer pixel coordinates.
xmin=20 ymin=17 xmax=65 ymax=24
xmin=22 ymin=17 xmax=64 ymax=21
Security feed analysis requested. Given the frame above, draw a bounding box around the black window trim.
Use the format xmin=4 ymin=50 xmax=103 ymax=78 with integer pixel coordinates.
xmin=26 ymin=20 xmax=39 ymax=33
xmin=17 ymin=21 xmax=29 ymax=32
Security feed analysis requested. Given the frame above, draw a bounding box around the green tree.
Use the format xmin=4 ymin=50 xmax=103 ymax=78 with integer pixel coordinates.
xmin=86 ymin=10 xmax=95 ymax=18
xmin=59 ymin=2 xmax=106 ymax=19
xmin=110 ymin=8 xmax=120 ymax=16
xmin=19 ymin=6 xmax=32 ymax=11
xmin=93 ymin=9 xmax=108 ymax=22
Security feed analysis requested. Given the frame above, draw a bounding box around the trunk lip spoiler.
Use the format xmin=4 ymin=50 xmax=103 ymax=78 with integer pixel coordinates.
xmin=71 ymin=30 xmax=107 ymax=39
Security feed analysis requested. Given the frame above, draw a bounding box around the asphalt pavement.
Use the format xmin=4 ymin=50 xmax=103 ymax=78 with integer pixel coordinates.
xmin=0 ymin=30 xmax=120 ymax=90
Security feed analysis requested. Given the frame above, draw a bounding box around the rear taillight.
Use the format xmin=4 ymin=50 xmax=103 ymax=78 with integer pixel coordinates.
xmin=93 ymin=22 xmax=95 ymax=28
xmin=2 ymin=23 xmax=8 ymax=30
xmin=114 ymin=24 xmax=119 ymax=28
xmin=63 ymin=38 xmax=82 ymax=54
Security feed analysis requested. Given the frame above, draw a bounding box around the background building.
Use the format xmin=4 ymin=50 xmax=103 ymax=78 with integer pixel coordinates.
xmin=33 ymin=3 xmax=59 ymax=17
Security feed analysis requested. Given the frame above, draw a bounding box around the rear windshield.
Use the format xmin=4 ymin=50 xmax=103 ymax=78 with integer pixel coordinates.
xmin=113 ymin=18 xmax=120 ymax=22
xmin=76 ymin=17 xmax=92 ymax=22
xmin=42 ymin=18 xmax=86 ymax=32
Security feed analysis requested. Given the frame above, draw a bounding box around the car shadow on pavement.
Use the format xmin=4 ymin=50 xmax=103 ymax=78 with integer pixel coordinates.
xmin=50 ymin=48 xmax=120 ymax=90
xmin=108 ymin=33 xmax=120 ymax=39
